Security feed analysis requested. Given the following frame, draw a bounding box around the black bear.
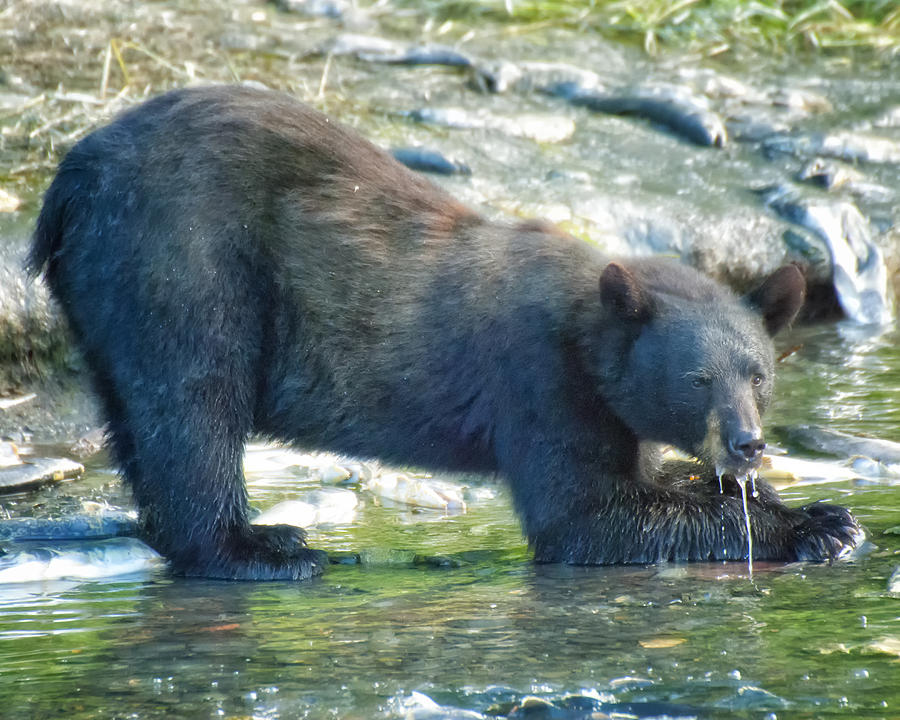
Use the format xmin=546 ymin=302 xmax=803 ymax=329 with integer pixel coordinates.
xmin=30 ymin=86 xmax=861 ymax=579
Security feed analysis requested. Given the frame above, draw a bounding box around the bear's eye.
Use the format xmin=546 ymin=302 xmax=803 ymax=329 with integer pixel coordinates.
xmin=751 ymin=374 xmax=764 ymax=387
xmin=691 ymin=376 xmax=710 ymax=389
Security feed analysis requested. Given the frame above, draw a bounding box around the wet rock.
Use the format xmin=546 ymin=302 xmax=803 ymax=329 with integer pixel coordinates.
xmin=716 ymin=685 xmax=790 ymax=712
xmin=275 ymin=0 xmax=350 ymax=19
xmin=795 ymin=158 xmax=892 ymax=202
xmin=391 ymin=147 xmax=471 ymax=176
xmin=764 ymin=131 xmax=900 ymax=165
xmin=726 ymin=115 xmax=790 ymax=143
xmin=0 ymin=537 xmax=161 ymax=583
xmin=889 ymin=567 xmax=900 ymax=593
xmin=0 ymin=439 xmax=21 ymax=467
xmin=770 ymin=86 xmax=832 ymax=113
xmin=872 ymin=105 xmax=900 ymax=129
xmin=760 ymin=185 xmax=894 ymax=325
xmin=327 ymin=33 xmax=399 ymax=57
xmin=0 ymin=509 xmax=137 ymax=542
xmin=0 ymin=455 xmax=83 ymax=492
xmin=797 ymin=158 xmax=864 ymax=190
xmin=676 ymin=67 xmax=764 ymax=102
xmin=70 ymin=426 xmax=106 ymax=458
xmin=506 ymin=694 xmax=701 ymax=719
xmin=472 ymin=60 xmax=604 ymax=95
xmin=390 ymin=691 xmax=484 ymax=719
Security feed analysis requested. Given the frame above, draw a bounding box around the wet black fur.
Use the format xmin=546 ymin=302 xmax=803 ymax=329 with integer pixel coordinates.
xmin=30 ymin=86 xmax=860 ymax=579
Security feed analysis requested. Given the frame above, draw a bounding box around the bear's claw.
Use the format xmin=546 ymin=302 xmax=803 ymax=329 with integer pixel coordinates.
xmin=171 ymin=524 xmax=328 ymax=580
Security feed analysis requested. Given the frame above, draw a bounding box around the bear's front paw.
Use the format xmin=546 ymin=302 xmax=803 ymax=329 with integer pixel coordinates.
xmin=172 ymin=524 xmax=328 ymax=580
xmin=791 ymin=502 xmax=865 ymax=562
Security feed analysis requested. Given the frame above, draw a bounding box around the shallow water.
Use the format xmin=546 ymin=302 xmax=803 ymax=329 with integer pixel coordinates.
xmin=2 ymin=2 xmax=899 ymax=717
xmin=1 ymin=325 xmax=898 ymax=719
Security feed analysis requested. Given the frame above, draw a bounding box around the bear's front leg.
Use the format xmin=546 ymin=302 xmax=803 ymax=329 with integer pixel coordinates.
xmin=503 ymin=440 xmax=863 ymax=565
xmin=535 ymin=477 xmax=862 ymax=564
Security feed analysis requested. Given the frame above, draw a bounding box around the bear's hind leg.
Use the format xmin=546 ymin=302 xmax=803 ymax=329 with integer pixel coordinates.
xmin=120 ymin=375 xmax=326 ymax=580
xmin=75 ymin=297 xmax=327 ymax=580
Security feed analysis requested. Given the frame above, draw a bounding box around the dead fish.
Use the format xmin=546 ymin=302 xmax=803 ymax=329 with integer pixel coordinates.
xmin=558 ymin=84 xmax=727 ymax=147
xmin=252 ymin=489 xmax=358 ymax=527
xmin=358 ymin=43 xmax=473 ymax=67
xmin=889 ymin=567 xmax=900 ymax=593
xmin=391 ymin=147 xmax=471 ymax=176
xmin=327 ymin=34 xmax=472 ymax=67
xmin=781 ymin=425 xmax=900 ymax=465
xmin=365 ymin=472 xmax=466 ymax=511
xmin=0 ymin=538 xmax=161 ymax=583
xmin=405 ymin=107 xmax=575 ymax=144
xmin=0 ymin=392 xmax=34 ymax=409
xmin=760 ymin=186 xmax=893 ymax=326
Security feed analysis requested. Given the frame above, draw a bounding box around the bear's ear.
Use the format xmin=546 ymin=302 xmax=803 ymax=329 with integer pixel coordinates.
xmin=745 ymin=265 xmax=806 ymax=336
xmin=600 ymin=262 xmax=653 ymax=322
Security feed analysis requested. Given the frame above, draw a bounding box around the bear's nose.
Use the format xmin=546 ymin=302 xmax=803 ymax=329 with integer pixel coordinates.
xmin=729 ymin=431 xmax=766 ymax=461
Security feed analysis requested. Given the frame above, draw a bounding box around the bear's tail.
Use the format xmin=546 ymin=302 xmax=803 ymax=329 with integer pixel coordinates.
xmin=27 ymin=160 xmax=79 ymax=279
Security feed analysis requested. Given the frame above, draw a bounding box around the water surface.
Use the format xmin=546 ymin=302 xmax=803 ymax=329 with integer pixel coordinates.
xmin=1 ymin=325 xmax=898 ymax=719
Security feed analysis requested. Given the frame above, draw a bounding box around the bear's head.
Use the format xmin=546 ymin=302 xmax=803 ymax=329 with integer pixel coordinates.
xmin=598 ymin=261 xmax=805 ymax=478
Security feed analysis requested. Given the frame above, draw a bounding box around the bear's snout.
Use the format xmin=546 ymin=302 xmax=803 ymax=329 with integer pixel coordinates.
xmin=727 ymin=429 xmax=766 ymax=464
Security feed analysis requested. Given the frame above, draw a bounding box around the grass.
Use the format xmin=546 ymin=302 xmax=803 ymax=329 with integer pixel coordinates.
xmin=394 ymin=0 xmax=900 ymax=57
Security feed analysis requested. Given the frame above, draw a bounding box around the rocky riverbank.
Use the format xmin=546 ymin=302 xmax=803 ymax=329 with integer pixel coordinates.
xmin=1 ymin=0 xmax=898 ymax=440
